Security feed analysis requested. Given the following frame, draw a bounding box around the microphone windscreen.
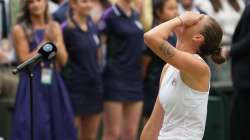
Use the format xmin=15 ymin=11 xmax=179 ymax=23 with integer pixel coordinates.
xmin=38 ymin=42 xmax=57 ymax=60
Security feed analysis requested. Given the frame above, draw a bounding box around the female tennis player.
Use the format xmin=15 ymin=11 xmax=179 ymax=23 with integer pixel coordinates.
xmin=140 ymin=12 xmax=225 ymax=140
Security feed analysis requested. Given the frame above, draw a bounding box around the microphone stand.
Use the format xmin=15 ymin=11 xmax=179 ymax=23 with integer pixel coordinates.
xmin=14 ymin=63 xmax=38 ymax=140
xmin=27 ymin=64 xmax=36 ymax=140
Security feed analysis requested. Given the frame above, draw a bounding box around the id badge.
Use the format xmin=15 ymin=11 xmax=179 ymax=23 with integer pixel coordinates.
xmin=41 ymin=68 xmax=53 ymax=85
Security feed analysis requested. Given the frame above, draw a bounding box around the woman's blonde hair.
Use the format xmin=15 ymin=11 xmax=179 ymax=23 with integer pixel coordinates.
xmin=17 ymin=0 xmax=51 ymax=42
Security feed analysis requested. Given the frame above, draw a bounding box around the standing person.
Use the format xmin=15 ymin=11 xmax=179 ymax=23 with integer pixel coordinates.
xmin=198 ymin=0 xmax=244 ymax=82
xmin=0 ymin=36 xmax=18 ymax=102
xmin=98 ymin=0 xmax=144 ymax=139
xmin=140 ymin=12 xmax=225 ymax=140
xmin=10 ymin=0 xmax=77 ymax=140
xmin=178 ymin=0 xmax=206 ymax=14
xmin=142 ymin=0 xmax=178 ymax=121
xmin=61 ymin=0 xmax=103 ymax=140
xmin=230 ymin=2 xmax=250 ymax=140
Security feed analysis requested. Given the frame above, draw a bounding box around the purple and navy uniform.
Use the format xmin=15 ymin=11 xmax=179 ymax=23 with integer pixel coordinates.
xmin=61 ymin=16 xmax=103 ymax=115
xmin=11 ymin=28 xmax=77 ymax=140
xmin=52 ymin=1 xmax=69 ymax=24
xmin=98 ymin=4 xmax=144 ymax=102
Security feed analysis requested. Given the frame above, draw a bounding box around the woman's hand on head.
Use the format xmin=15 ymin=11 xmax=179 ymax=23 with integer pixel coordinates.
xmin=179 ymin=12 xmax=204 ymax=27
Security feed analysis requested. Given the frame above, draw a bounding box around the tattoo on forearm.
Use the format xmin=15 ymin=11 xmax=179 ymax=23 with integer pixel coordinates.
xmin=159 ymin=42 xmax=175 ymax=59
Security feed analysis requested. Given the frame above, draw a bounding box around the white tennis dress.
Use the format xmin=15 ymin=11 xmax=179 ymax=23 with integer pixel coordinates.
xmin=158 ymin=64 xmax=210 ymax=140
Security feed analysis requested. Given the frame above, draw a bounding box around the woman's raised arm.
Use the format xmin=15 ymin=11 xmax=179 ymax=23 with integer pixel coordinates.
xmin=144 ymin=12 xmax=209 ymax=82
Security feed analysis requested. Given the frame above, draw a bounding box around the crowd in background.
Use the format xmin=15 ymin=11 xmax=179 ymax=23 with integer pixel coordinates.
xmin=0 ymin=0 xmax=250 ymax=140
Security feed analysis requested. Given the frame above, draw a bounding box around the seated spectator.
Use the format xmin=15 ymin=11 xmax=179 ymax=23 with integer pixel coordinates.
xmin=0 ymin=35 xmax=18 ymax=100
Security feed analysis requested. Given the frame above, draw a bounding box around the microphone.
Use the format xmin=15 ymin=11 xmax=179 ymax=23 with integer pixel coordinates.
xmin=12 ymin=42 xmax=57 ymax=74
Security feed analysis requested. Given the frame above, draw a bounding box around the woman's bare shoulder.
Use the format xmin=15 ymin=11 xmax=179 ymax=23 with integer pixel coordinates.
xmin=12 ymin=24 xmax=25 ymax=35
